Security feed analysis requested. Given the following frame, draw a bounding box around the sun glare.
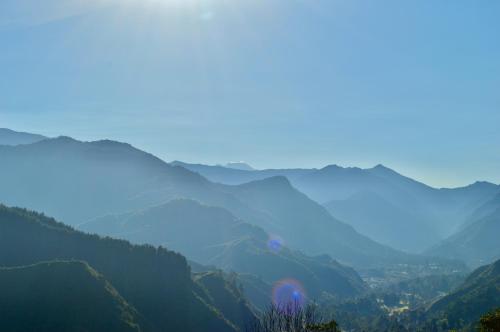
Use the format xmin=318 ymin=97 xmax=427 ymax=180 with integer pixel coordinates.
xmin=107 ymin=0 xmax=201 ymax=8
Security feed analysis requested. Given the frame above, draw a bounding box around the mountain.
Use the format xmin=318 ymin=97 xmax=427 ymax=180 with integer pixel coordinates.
xmin=0 ymin=137 xmax=210 ymax=224
xmin=299 ymin=165 xmax=498 ymax=251
xmin=193 ymin=271 xmax=257 ymax=328
xmin=0 ymin=138 xmax=389 ymax=267
xmin=171 ymin=161 xmax=313 ymax=185
xmin=225 ymin=162 xmax=255 ymax=171
xmin=0 ymin=128 xmax=47 ymax=146
xmin=213 ymin=176 xmax=408 ymax=267
xmin=0 ymin=261 xmax=145 ymax=332
xmin=233 ymin=274 xmax=273 ymax=312
xmin=459 ymin=191 xmax=500 ymax=231
xmin=426 ymin=194 xmax=500 ymax=268
xmin=423 ymin=259 xmax=500 ymax=331
xmin=174 ymin=162 xmax=500 ymax=253
xmin=80 ymin=199 xmax=266 ymax=266
xmin=324 ymin=191 xmax=438 ymax=252
xmin=0 ymin=204 xmax=254 ymax=332
xmin=0 ymin=136 xmax=465 ymax=270
xmin=324 ymin=261 xmax=498 ymax=332
xmin=80 ymin=199 xmax=368 ymax=301
xmin=212 ymin=176 xmax=466 ymax=275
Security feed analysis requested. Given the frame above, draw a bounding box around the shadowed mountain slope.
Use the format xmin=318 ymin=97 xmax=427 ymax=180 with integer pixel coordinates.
xmin=80 ymin=199 xmax=368 ymax=300
xmin=0 ymin=261 xmax=145 ymax=332
xmin=193 ymin=271 xmax=257 ymax=329
xmin=459 ymin=192 xmax=500 ymax=231
xmin=0 ymin=136 xmax=464 ymax=269
xmin=423 ymin=259 xmax=500 ymax=331
xmin=426 ymin=194 xmax=500 ymax=268
xmin=0 ymin=204 xmax=249 ymax=332
xmin=324 ymin=191 xmax=437 ymax=252
xmin=215 ymin=176 xmax=408 ymax=266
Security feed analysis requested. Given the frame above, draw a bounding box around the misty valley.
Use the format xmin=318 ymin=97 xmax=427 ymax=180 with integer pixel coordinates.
xmin=2 ymin=0 xmax=500 ymax=330
xmin=0 ymin=128 xmax=498 ymax=332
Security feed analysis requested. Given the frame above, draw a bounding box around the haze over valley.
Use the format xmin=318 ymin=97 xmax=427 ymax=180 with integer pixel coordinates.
xmin=1 ymin=1 xmax=499 ymax=331
xmin=0 ymin=127 xmax=498 ymax=331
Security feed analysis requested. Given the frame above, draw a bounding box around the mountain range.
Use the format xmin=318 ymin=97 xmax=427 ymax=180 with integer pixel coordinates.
xmin=0 ymin=261 xmax=146 ymax=332
xmin=173 ymin=161 xmax=499 ymax=254
xmin=0 ymin=135 xmax=460 ymax=270
xmin=80 ymin=199 xmax=368 ymax=302
xmin=426 ymin=193 xmax=500 ymax=268
xmin=0 ymin=204 xmax=255 ymax=332
xmin=0 ymin=129 xmax=497 ymax=331
xmin=224 ymin=162 xmax=255 ymax=171
xmin=0 ymin=128 xmax=47 ymax=146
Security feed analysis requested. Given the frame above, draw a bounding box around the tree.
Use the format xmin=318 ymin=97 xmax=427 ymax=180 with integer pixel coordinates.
xmin=247 ymin=302 xmax=340 ymax=332
xmin=479 ymin=308 xmax=500 ymax=332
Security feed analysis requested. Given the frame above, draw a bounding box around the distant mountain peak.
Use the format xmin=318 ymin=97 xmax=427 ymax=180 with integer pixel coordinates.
xmin=33 ymin=136 xmax=79 ymax=146
xmin=57 ymin=135 xmax=77 ymax=141
xmin=240 ymin=175 xmax=292 ymax=190
xmin=319 ymin=164 xmax=365 ymax=174
xmin=321 ymin=164 xmax=342 ymax=171
xmin=370 ymin=164 xmax=397 ymax=173
xmin=90 ymin=139 xmax=133 ymax=149
xmin=0 ymin=128 xmax=47 ymax=146
xmin=224 ymin=162 xmax=255 ymax=171
xmin=469 ymin=181 xmax=498 ymax=188
xmin=372 ymin=163 xmax=388 ymax=170
xmin=261 ymin=175 xmax=290 ymax=184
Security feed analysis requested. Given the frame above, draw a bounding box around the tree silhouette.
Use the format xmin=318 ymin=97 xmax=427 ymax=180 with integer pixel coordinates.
xmin=247 ymin=302 xmax=340 ymax=332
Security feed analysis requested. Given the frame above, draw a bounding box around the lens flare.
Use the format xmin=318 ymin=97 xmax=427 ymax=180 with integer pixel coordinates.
xmin=272 ymin=279 xmax=307 ymax=308
xmin=267 ymin=235 xmax=284 ymax=252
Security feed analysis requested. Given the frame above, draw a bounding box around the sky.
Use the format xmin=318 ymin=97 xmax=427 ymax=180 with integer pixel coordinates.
xmin=1 ymin=0 xmax=499 ymax=187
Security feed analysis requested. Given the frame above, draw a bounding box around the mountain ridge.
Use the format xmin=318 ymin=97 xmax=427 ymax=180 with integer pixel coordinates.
xmin=0 ymin=135 xmax=437 ymax=269
xmin=422 ymin=259 xmax=500 ymax=331
xmin=80 ymin=198 xmax=369 ymax=301
xmin=175 ymin=160 xmax=500 ymax=253
xmin=426 ymin=194 xmax=500 ymax=268
xmin=0 ymin=260 xmax=146 ymax=332
xmin=0 ymin=128 xmax=47 ymax=146
xmin=0 ymin=203 xmax=248 ymax=332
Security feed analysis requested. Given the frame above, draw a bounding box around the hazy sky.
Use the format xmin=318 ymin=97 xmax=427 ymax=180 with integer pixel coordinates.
xmin=1 ymin=0 xmax=499 ymax=187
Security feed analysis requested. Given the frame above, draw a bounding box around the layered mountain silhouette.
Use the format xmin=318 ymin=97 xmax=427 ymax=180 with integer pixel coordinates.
xmin=0 ymin=204 xmax=255 ymax=332
xmin=324 ymin=191 xmax=437 ymax=253
xmin=426 ymin=193 xmax=500 ymax=268
xmin=0 ymin=261 xmax=145 ymax=332
xmin=224 ymin=162 xmax=255 ymax=171
xmin=174 ymin=162 xmax=499 ymax=253
xmin=0 ymin=135 xmax=459 ymax=269
xmin=80 ymin=199 xmax=368 ymax=301
xmin=0 ymin=128 xmax=47 ymax=146
xmin=171 ymin=161 xmax=313 ymax=185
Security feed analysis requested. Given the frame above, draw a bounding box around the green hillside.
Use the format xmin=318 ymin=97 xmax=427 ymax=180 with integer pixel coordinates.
xmin=0 ymin=261 xmax=144 ymax=332
xmin=0 ymin=204 xmax=250 ymax=332
xmin=424 ymin=259 xmax=500 ymax=331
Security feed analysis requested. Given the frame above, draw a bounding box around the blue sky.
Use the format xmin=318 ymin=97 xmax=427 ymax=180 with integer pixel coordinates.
xmin=1 ymin=0 xmax=499 ymax=187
